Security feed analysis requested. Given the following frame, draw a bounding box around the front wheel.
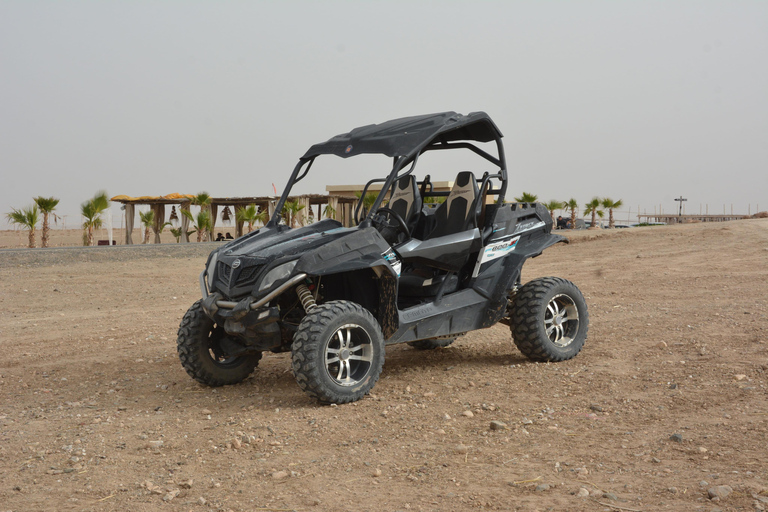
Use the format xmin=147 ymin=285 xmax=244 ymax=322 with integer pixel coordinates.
xmin=509 ymin=277 xmax=588 ymax=361
xmin=292 ymin=301 xmax=385 ymax=404
xmin=177 ymin=300 xmax=262 ymax=386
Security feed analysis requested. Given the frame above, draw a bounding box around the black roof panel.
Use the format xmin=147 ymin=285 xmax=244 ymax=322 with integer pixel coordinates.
xmin=301 ymin=111 xmax=502 ymax=160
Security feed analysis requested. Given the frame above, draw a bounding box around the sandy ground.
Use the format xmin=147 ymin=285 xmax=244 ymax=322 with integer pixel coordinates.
xmin=1 ymin=219 xmax=767 ymax=512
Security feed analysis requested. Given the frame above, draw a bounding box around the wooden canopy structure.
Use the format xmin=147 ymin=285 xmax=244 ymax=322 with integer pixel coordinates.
xmin=110 ymin=193 xmax=358 ymax=245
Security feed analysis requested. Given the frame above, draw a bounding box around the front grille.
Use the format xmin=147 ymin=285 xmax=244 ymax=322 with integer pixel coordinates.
xmin=235 ymin=264 xmax=262 ymax=287
xmin=216 ymin=261 xmax=263 ymax=289
xmin=217 ymin=261 xmax=232 ymax=281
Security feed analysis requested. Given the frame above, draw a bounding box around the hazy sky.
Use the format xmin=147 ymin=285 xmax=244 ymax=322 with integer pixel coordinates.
xmin=2 ymin=1 xmax=767 ymax=229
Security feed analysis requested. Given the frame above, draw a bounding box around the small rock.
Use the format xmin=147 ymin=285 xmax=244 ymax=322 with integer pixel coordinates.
xmin=201 ymin=409 xmax=212 ymax=415
xmin=162 ymin=489 xmax=180 ymax=502
xmin=699 ymin=480 xmax=709 ymax=487
xmin=668 ymin=487 xmax=678 ymax=494
xmin=148 ymin=440 xmax=163 ymax=451
xmin=669 ymin=433 xmax=683 ymax=443
xmin=272 ymin=470 xmax=289 ymax=480
xmin=443 ymin=413 xmax=451 ymax=420
xmin=589 ymin=404 xmax=603 ymax=412
xmin=461 ymin=410 xmax=474 ymax=418
xmin=535 ymin=484 xmax=550 ymax=492
xmin=521 ymin=417 xmax=533 ymax=425
xmin=455 ymin=444 xmax=469 ymax=454
xmin=657 ymin=341 xmax=668 ymax=349
xmin=197 ymin=497 xmax=207 ymax=506
xmin=577 ymin=487 xmax=589 ymax=497
xmin=708 ymin=485 xmax=733 ymax=500
xmin=489 ymin=421 xmax=507 ymax=431
xmin=651 ymin=457 xmax=661 ymax=463
xmin=232 ymin=438 xmax=242 ymax=450
xmin=144 ymin=480 xmax=163 ymax=494
xmin=372 ymin=468 xmax=382 ymax=477
xmin=698 ymin=446 xmax=708 ymax=453
xmin=735 ymin=374 xmax=747 ymax=381
xmin=179 ymin=479 xmax=193 ymax=489
xmin=603 ymin=492 xmax=618 ymax=501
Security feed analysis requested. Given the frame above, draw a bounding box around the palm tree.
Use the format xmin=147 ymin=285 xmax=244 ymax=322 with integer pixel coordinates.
xmin=191 ymin=192 xmax=212 ymax=241
xmin=81 ymin=191 xmax=110 ymax=246
xmin=355 ymin=191 xmax=380 ymax=218
xmin=170 ymin=227 xmax=183 ymax=243
xmin=33 ymin=196 xmax=59 ymax=248
xmin=601 ymin=198 xmax=623 ymax=228
xmin=514 ymin=192 xmax=539 ymax=203
xmin=236 ymin=204 xmax=268 ymax=233
xmin=544 ymin=200 xmax=564 ymax=222
xmin=323 ymin=203 xmax=337 ymax=220
xmin=565 ymin=198 xmax=579 ymax=229
xmin=6 ymin=205 xmax=40 ymax=248
xmin=584 ymin=197 xmax=604 ymax=229
xmin=181 ymin=209 xmax=212 ymax=242
xmin=281 ymin=200 xmax=305 ymax=228
xmin=139 ymin=210 xmax=154 ymax=244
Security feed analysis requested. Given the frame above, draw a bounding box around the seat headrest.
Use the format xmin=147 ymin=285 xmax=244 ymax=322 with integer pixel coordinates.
xmin=446 ymin=171 xmax=478 ymax=220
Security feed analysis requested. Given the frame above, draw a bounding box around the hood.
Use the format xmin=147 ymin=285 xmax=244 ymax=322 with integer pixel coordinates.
xmin=208 ymin=219 xmax=356 ymax=299
xmin=218 ymin=219 xmax=353 ymax=261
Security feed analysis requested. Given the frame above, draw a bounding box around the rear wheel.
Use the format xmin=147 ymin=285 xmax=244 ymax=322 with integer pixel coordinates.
xmin=292 ymin=301 xmax=385 ymax=404
xmin=509 ymin=277 xmax=588 ymax=361
xmin=408 ymin=336 xmax=457 ymax=350
xmin=177 ymin=300 xmax=262 ymax=386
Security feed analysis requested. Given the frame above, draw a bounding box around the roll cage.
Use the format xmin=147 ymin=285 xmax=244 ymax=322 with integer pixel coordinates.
xmin=266 ymin=111 xmax=508 ymax=230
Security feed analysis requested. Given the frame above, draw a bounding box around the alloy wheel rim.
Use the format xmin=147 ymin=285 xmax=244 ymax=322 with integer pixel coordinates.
xmin=544 ymin=294 xmax=580 ymax=347
xmin=207 ymin=326 xmax=241 ymax=367
xmin=324 ymin=323 xmax=374 ymax=387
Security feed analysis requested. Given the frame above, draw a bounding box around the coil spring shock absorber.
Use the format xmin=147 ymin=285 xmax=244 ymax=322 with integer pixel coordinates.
xmin=296 ymin=283 xmax=317 ymax=312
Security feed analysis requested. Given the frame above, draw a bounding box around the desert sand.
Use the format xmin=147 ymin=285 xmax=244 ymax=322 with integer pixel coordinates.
xmin=1 ymin=219 xmax=766 ymax=511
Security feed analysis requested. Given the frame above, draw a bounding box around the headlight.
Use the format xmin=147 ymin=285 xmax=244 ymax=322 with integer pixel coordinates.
xmin=206 ymin=252 xmax=219 ymax=283
xmin=259 ymin=260 xmax=298 ymax=291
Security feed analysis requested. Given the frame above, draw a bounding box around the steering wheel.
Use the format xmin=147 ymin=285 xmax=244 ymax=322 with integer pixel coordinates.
xmin=373 ymin=207 xmax=410 ymax=238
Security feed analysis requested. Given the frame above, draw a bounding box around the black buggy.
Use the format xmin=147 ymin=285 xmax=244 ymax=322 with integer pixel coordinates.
xmin=177 ymin=112 xmax=589 ymax=404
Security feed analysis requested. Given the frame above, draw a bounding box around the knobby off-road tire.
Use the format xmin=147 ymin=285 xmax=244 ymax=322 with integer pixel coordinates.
xmin=292 ymin=300 xmax=385 ymax=404
xmin=408 ymin=337 xmax=457 ymax=350
xmin=509 ymin=277 xmax=588 ymax=362
xmin=177 ymin=300 xmax=262 ymax=386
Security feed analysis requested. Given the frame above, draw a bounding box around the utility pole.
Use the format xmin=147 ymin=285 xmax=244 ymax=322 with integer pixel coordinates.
xmin=675 ymin=196 xmax=687 ymax=223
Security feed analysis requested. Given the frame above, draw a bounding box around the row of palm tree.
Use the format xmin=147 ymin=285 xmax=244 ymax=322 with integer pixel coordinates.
xmin=514 ymin=192 xmax=624 ymax=229
xmin=6 ymin=192 xmax=113 ymax=248
xmin=5 ymin=196 xmax=60 ymax=248
xmin=5 ymin=191 xmax=315 ymax=248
